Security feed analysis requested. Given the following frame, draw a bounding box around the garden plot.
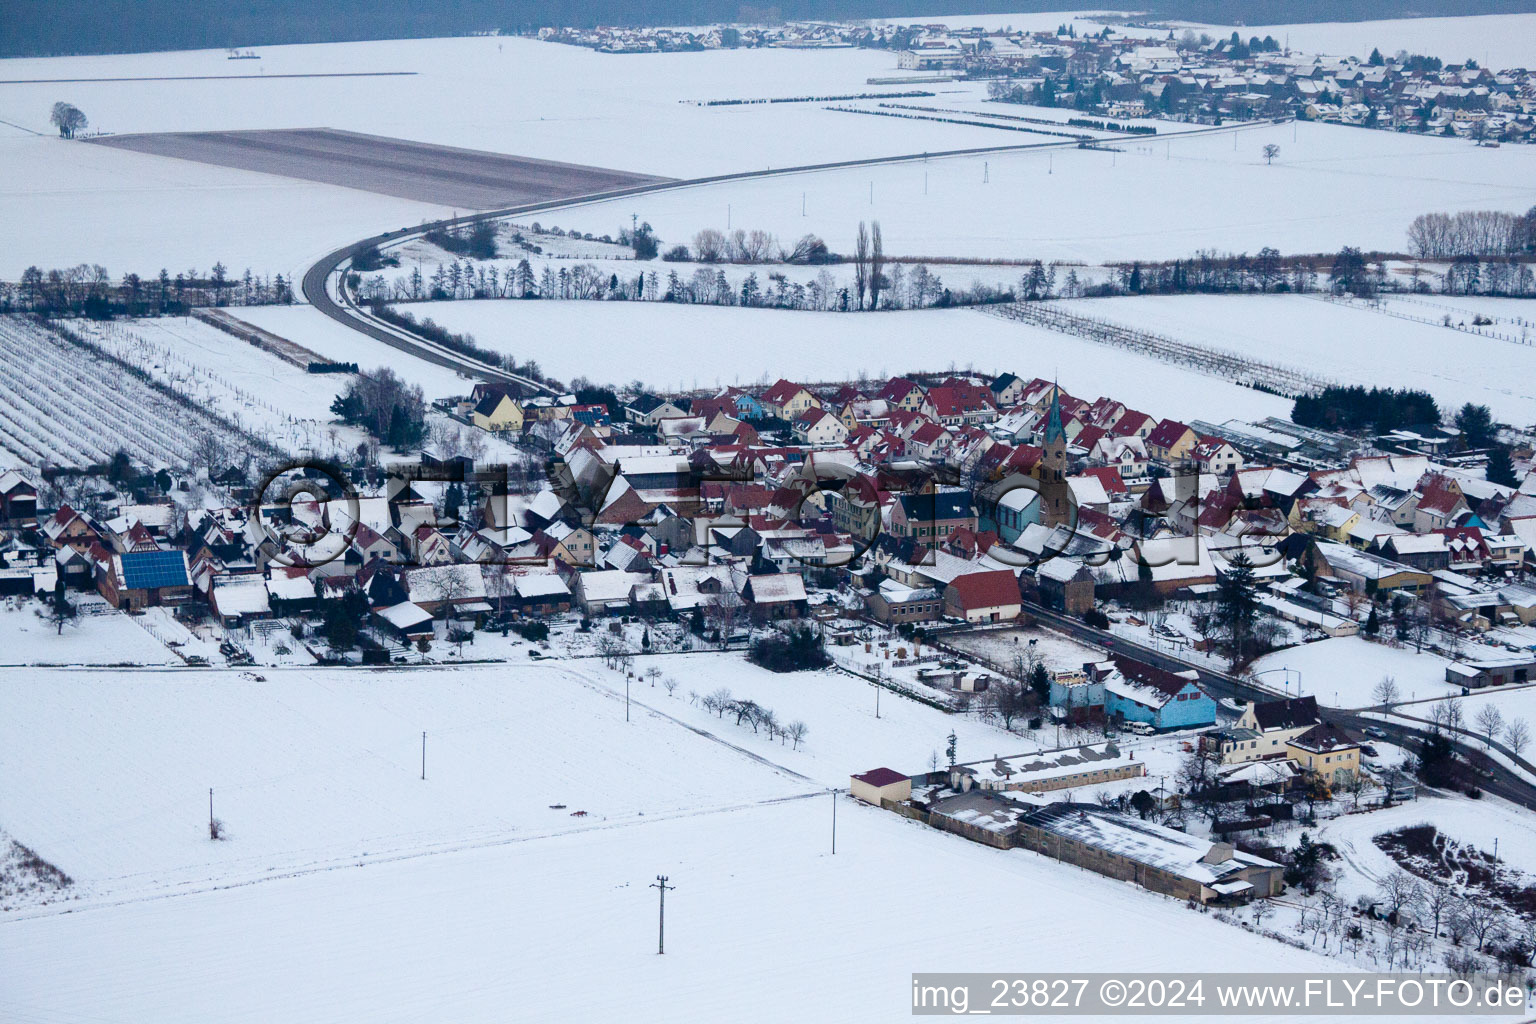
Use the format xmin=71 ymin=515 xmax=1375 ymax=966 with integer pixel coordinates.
xmin=67 ymin=316 xmax=367 ymax=454
xmin=1053 ymin=294 xmax=1536 ymax=423
xmin=0 ymin=315 xmax=278 ymax=470
xmin=0 ymin=597 xmax=178 ymax=667
xmin=386 ymin=299 xmax=1294 ymax=423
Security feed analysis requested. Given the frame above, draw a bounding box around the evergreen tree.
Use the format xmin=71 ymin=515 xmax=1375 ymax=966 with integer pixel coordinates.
xmin=1485 ymin=446 xmax=1518 ymax=487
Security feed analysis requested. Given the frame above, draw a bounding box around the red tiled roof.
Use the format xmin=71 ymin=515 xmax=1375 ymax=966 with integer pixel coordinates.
xmin=946 ymin=569 xmax=1020 ymax=611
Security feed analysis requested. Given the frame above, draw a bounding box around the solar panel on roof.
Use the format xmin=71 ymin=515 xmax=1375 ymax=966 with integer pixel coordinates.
xmin=120 ymin=550 xmax=189 ymax=590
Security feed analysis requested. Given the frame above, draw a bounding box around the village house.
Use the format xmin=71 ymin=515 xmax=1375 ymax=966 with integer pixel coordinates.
xmin=889 ymin=489 xmax=977 ymax=540
xmin=1104 ymin=657 xmax=1216 ymax=731
xmin=942 ymin=569 xmax=1021 ymax=623
xmin=758 ymin=379 xmax=821 ymax=421
xmin=469 ymin=385 xmax=524 ymax=433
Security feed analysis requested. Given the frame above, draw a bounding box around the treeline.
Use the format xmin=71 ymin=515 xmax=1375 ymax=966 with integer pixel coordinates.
xmin=330 ymin=367 xmax=426 ymax=448
xmin=1406 ymin=208 xmax=1536 ymax=258
xmin=423 ymin=217 xmax=499 ymax=260
xmin=1098 ymin=248 xmax=1320 ymax=297
xmin=1291 ymin=386 xmax=1441 ymax=434
xmin=368 ymin=303 xmax=551 ymax=386
xmin=1067 ymin=117 xmax=1156 ymax=135
xmin=667 ymin=229 xmax=832 ymax=265
xmin=2 ymin=263 xmax=294 ymax=317
xmin=700 ymin=90 xmax=933 ymax=105
xmin=307 ymin=361 xmax=359 ymax=374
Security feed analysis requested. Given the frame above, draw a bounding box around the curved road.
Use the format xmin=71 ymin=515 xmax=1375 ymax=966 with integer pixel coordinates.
xmin=301 ymin=119 xmax=1282 ymax=392
xmin=1023 ymin=600 xmax=1536 ymax=812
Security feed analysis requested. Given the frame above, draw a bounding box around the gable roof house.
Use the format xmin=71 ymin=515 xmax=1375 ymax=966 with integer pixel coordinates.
xmin=1146 ymin=419 xmax=1200 ymax=464
xmin=0 ymin=470 xmax=38 ymax=527
xmin=470 ymin=386 xmax=524 ymax=434
xmin=943 ymin=569 xmax=1022 ymax=623
xmin=1104 ymin=657 xmax=1215 ymax=731
xmin=890 ymin=489 xmax=977 ymax=540
xmin=97 ymin=548 xmax=193 ymax=610
xmin=791 ymin=406 xmax=851 ymax=447
xmin=759 ymin=379 xmax=821 ymax=420
xmin=624 ymin=394 xmax=689 ymax=427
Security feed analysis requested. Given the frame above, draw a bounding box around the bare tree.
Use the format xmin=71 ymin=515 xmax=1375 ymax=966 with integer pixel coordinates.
xmin=868 ymin=220 xmax=885 ymax=309
xmin=1424 ymin=882 xmax=1458 ymax=938
xmin=852 ymin=221 xmax=869 ymax=310
xmin=663 ymin=678 xmax=679 ymax=698
xmin=50 ymin=101 xmax=88 ymax=139
xmin=705 ymin=686 xmax=733 ymax=718
xmin=644 ymin=665 xmax=663 ymax=688
xmin=1377 ymin=871 xmax=1424 ymax=922
xmin=1460 ymin=898 xmax=1503 ymax=951
xmin=1372 ymin=675 xmax=1400 ymax=707
xmin=786 ymin=720 xmax=808 ymax=750
xmin=704 ymin=589 xmax=745 ymax=648
xmin=1262 ymin=143 xmax=1280 ymax=165
xmin=1505 ymin=718 xmax=1530 ymax=758
xmin=988 ymin=678 xmax=1029 ymax=731
xmin=1475 ymin=704 xmax=1505 ymax=749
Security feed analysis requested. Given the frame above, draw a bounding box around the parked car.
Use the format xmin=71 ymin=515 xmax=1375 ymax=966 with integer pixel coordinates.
xmin=1364 ymin=726 xmax=1387 ymax=740
xmin=1360 ymin=744 xmax=1379 ymax=758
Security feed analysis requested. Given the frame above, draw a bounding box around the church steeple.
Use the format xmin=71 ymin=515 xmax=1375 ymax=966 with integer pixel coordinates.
xmin=1044 ymin=381 xmax=1067 ymax=445
xmin=1039 ymin=381 xmax=1071 ymax=528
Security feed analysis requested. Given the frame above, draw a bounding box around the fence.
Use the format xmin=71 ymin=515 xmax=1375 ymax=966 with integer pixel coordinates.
xmin=1311 ymin=293 xmax=1535 ymax=346
xmin=980 ymin=301 xmax=1335 ymax=397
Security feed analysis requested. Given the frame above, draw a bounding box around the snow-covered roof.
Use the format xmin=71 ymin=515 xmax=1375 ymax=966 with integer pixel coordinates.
xmin=1020 ymin=804 xmax=1275 ymax=886
xmin=212 ymin=575 xmax=270 ymax=616
xmin=514 ymin=574 xmax=571 ymax=598
xmin=377 ymin=601 xmax=433 ymax=630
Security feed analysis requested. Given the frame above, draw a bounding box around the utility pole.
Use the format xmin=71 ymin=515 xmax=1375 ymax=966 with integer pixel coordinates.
xmin=626 ymin=673 xmax=631 ymax=722
xmin=983 ymin=161 xmax=989 ymax=183
xmin=650 ymin=875 xmax=674 ymax=954
xmin=831 ymin=789 xmax=837 ymax=854
xmin=421 ymin=731 xmax=427 ymax=780
xmin=208 ymin=787 xmax=214 ymax=836
xmin=801 ymin=191 xmax=806 ymax=216
xmin=727 ymin=203 xmax=731 ymax=229
xmin=869 ymin=180 xmax=873 ymax=203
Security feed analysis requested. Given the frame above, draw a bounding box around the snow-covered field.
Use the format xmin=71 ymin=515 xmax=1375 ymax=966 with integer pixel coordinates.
xmin=229 ymin=305 xmax=477 ymax=398
xmin=69 ymin=317 xmax=368 ymax=455
xmin=1250 ymin=636 xmax=1464 ymax=709
xmin=0 ymin=315 xmax=275 ymax=469
xmin=549 ymin=119 xmax=1536 ymax=264
xmin=1183 ymin=13 xmax=1536 ymax=70
xmin=0 ymin=794 xmax=1374 ymax=1024
xmin=1053 ymin=293 xmax=1536 ymax=423
xmin=389 ymin=299 xmax=1295 ymax=421
xmin=0 ymin=655 xmax=1402 ymax=1024
xmin=7 ymin=35 xmax=1535 ymax=281
xmin=0 ymin=599 xmax=179 ymax=667
xmin=0 ymin=133 xmax=452 ymax=282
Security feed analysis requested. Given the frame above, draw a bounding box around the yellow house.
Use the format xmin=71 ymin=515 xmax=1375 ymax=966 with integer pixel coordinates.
xmin=759 ymin=379 xmax=820 ymax=420
xmin=471 ymin=390 xmax=523 ymax=433
xmin=1285 ymin=724 xmax=1361 ymax=787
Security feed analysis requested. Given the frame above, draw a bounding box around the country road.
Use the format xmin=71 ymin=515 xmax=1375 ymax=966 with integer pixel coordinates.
xmin=1021 ymin=599 xmax=1536 ymax=812
xmin=300 ymin=118 xmax=1282 ymax=392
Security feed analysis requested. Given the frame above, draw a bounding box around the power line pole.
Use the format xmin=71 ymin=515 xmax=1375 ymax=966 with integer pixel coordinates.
xmin=626 ymin=673 xmax=631 ymax=722
xmin=831 ymin=789 xmax=838 ymax=854
xmin=208 ymin=787 xmax=214 ymax=837
xmin=650 ymin=875 xmax=674 ymax=954
xmin=421 ymin=731 xmax=427 ymax=780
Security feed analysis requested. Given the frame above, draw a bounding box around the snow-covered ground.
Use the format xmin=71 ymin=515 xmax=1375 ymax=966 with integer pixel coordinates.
xmin=1250 ymin=636 xmax=1464 ymax=710
xmin=1182 ymin=13 xmax=1536 ymax=70
xmin=0 ymin=133 xmax=452 ymax=282
xmin=0 ymin=598 xmax=180 ymax=667
xmin=1054 ymin=294 xmax=1536 ymax=423
xmin=68 ymin=316 xmax=369 ymax=455
xmin=0 ymin=793 xmax=1379 ymax=1024
xmin=549 ymin=118 xmax=1536 ymax=264
xmin=228 ymin=305 xmax=477 ymax=398
xmin=0 ymin=651 xmax=1411 ymax=1024
xmin=388 ymin=299 xmax=1295 ymax=421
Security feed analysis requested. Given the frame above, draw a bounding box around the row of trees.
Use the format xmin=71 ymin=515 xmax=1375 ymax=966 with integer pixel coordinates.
xmin=1291 ymin=386 xmax=1443 ymax=434
xmin=1406 ymin=207 xmax=1536 ymax=259
xmin=693 ymin=686 xmax=808 ymax=749
xmin=4 ymin=263 xmax=294 ymax=317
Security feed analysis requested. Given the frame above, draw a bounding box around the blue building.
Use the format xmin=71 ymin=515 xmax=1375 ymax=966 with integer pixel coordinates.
xmin=1104 ymin=657 xmax=1217 ymax=731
